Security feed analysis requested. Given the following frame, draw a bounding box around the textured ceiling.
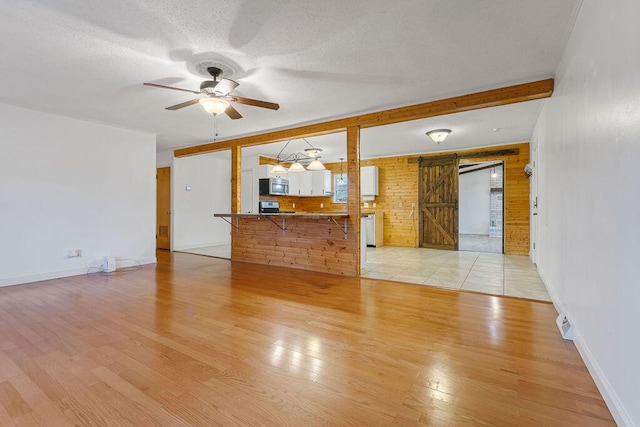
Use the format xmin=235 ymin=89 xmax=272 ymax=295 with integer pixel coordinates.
xmin=0 ymin=1 xmax=580 ymax=154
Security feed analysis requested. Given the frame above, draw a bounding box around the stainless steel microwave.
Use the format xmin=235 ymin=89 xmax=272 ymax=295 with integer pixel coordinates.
xmin=259 ymin=178 xmax=289 ymax=196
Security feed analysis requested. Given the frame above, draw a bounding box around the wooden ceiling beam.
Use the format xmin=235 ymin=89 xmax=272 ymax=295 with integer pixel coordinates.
xmin=174 ymin=78 xmax=553 ymax=157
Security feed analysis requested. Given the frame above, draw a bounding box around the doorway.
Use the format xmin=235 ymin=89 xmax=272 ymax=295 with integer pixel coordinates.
xmin=156 ymin=167 xmax=171 ymax=250
xmin=172 ymin=151 xmax=231 ymax=259
xmin=458 ymin=161 xmax=504 ymax=253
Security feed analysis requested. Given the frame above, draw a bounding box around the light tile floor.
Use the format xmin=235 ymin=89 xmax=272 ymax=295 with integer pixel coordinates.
xmin=362 ymin=246 xmax=551 ymax=301
xmin=458 ymin=233 xmax=503 ymax=253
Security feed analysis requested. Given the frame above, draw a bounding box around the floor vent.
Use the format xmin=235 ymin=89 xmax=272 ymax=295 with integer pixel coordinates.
xmin=556 ymin=314 xmax=575 ymax=340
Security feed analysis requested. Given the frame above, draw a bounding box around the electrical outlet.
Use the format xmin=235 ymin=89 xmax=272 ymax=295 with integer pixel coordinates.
xmin=320 ymin=203 xmax=324 ymax=209
xmin=399 ymin=202 xmax=403 ymax=208
xmin=412 ymin=202 xmax=416 ymax=208
xmin=373 ymin=203 xmax=377 ymax=208
xmin=66 ymin=249 xmax=81 ymax=258
xmin=364 ymin=202 xmax=369 ymax=208
xmin=292 ymin=203 xmax=296 ymax=209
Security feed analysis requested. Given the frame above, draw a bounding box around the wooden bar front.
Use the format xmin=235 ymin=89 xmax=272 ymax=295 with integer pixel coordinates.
xmin=220 ymin=213 xmax=357 ymax=276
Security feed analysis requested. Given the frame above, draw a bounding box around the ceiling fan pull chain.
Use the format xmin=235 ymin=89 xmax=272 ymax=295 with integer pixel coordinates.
xmin=213 ymin=114 xmax=218 ymax=141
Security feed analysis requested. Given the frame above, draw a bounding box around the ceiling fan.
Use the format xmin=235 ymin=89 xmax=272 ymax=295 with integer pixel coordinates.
xmin=143 ymin=67 xmax=279 ymax=120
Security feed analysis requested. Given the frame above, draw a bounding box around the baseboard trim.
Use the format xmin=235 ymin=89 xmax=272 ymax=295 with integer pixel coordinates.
xmin=573 ymin=330 xmax=633 ymax=426
xmin=537 ymin=270 xmax=633 ymax=426
xmin=173 ymin=241 xmax=230 ymax=251
xmin=0 ymin=257 xmax=157 ymax=288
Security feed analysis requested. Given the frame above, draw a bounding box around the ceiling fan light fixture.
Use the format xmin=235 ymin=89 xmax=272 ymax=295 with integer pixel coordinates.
xmin=288 ymin=161 xmax=306 ymax=173
xmin=198 ymin=97 xmax=230 ymax=115
xmin=426 ymin=129 xmax=452 ymax=144
xmin=306 ymin=159 xmax=326 ymax=171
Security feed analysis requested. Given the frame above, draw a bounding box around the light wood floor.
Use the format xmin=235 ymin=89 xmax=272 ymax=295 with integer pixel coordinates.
xmin=0 ymin=251 xmax=614 ymax=425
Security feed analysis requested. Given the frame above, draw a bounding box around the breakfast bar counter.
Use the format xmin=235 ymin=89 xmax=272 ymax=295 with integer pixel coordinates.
xmin=214 ymin=212 xmax=348 ymax=218
xmin=214 ymin=211 xmax=356 ymax=276
xmin=214 ymin=212 xmax=349 ymax=238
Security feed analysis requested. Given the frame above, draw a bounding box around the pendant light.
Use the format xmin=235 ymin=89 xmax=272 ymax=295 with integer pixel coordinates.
xmin=302 ymin=138 xmax=325 ymax=170
xmin=271 ymin=162 xmax=287 ymax=174
xmin=288 ymin=157 xmax=306 ymax=172
xmin=268 ymin=138 xmax=327 ymax=173
xmin=338 ymin=158 xmax=345 ymax=185
xmin=306 ymin=158 xmax=326 ymax=171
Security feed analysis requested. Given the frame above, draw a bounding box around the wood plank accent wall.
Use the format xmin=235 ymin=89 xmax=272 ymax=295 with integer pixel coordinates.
xmin=360 ymin=157 xmax=419 ymax=247
xmin=360 ymin=142 xmax=530 ymax=255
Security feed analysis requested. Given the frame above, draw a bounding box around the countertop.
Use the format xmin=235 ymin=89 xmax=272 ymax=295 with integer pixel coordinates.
xmin=214 ymin=212 xmax=348 ymax=218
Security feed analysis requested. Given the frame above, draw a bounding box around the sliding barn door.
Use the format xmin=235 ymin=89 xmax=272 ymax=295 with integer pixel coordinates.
xmin=419 ymin=156 xmax=459 ymax=250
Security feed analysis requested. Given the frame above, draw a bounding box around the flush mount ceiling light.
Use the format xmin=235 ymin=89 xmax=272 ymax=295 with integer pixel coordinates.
xmin=198 ymin=97 xmax=230 ymax=115
xmin=426 ymin=129 xmax=452 ymax=144
xmin=269 ymin=138 xmax=326 ymax=173
xmin=304 ymin=147 xmax=323 ymax=157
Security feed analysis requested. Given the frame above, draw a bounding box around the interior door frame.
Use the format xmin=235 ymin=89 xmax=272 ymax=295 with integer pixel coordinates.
xmin=156 ymin=166 xmax=171 ymax=250
xmin=457 ymin=160 xmax=505 ymax=254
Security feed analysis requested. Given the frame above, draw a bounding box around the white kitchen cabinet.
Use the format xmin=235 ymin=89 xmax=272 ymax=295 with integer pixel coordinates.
xmin=283 ymin=170 xmax=331 ymax=197
xmin=287 ymin=171 xmax=300 ymax=196
xmin=258 ymin=164 xmax=271 ymax=179
xmin=311 ymin=170 xmax=332 ymax=196
xmin=258 ymin=164 xmax=287 ymax=179
xmin=361 ymin=166 xmax=379 ymax=196
xmin=298 ymin=172 xmax=313 ymax=196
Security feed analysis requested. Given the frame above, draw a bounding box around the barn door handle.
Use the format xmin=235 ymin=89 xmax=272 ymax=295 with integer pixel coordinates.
xmin=455 ymin=200 xmax=458 ymax=210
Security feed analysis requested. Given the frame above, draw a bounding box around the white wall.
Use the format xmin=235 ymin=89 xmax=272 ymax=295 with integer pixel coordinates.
xmin=173 ymin=153 xmax=231 ymax=250
xmin=459 ymin=169 xmax=490 ymax=235
xmin=156 ymin=149 xmax=174 ymax=167
xmin=531 ymin=1 xmax=640 ymax=425
xmin=241 ymin=154 xmax=259 ymax=214
xmin=0 ymin=103 xmax=156 ymax=286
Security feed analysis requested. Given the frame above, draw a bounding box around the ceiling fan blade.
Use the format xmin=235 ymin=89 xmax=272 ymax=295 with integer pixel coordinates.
xmin=165 ymin=98 xmax=200 ymax=110
xmin=231 ymin=96 xmax=280 ymax=110
xmin=214 ymin=78 xmax=240 ymax=96
xmin=225 ymin=104 xmax=243 ymax=120
xmin=144 ymin=82 xmax=200 ymax=95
